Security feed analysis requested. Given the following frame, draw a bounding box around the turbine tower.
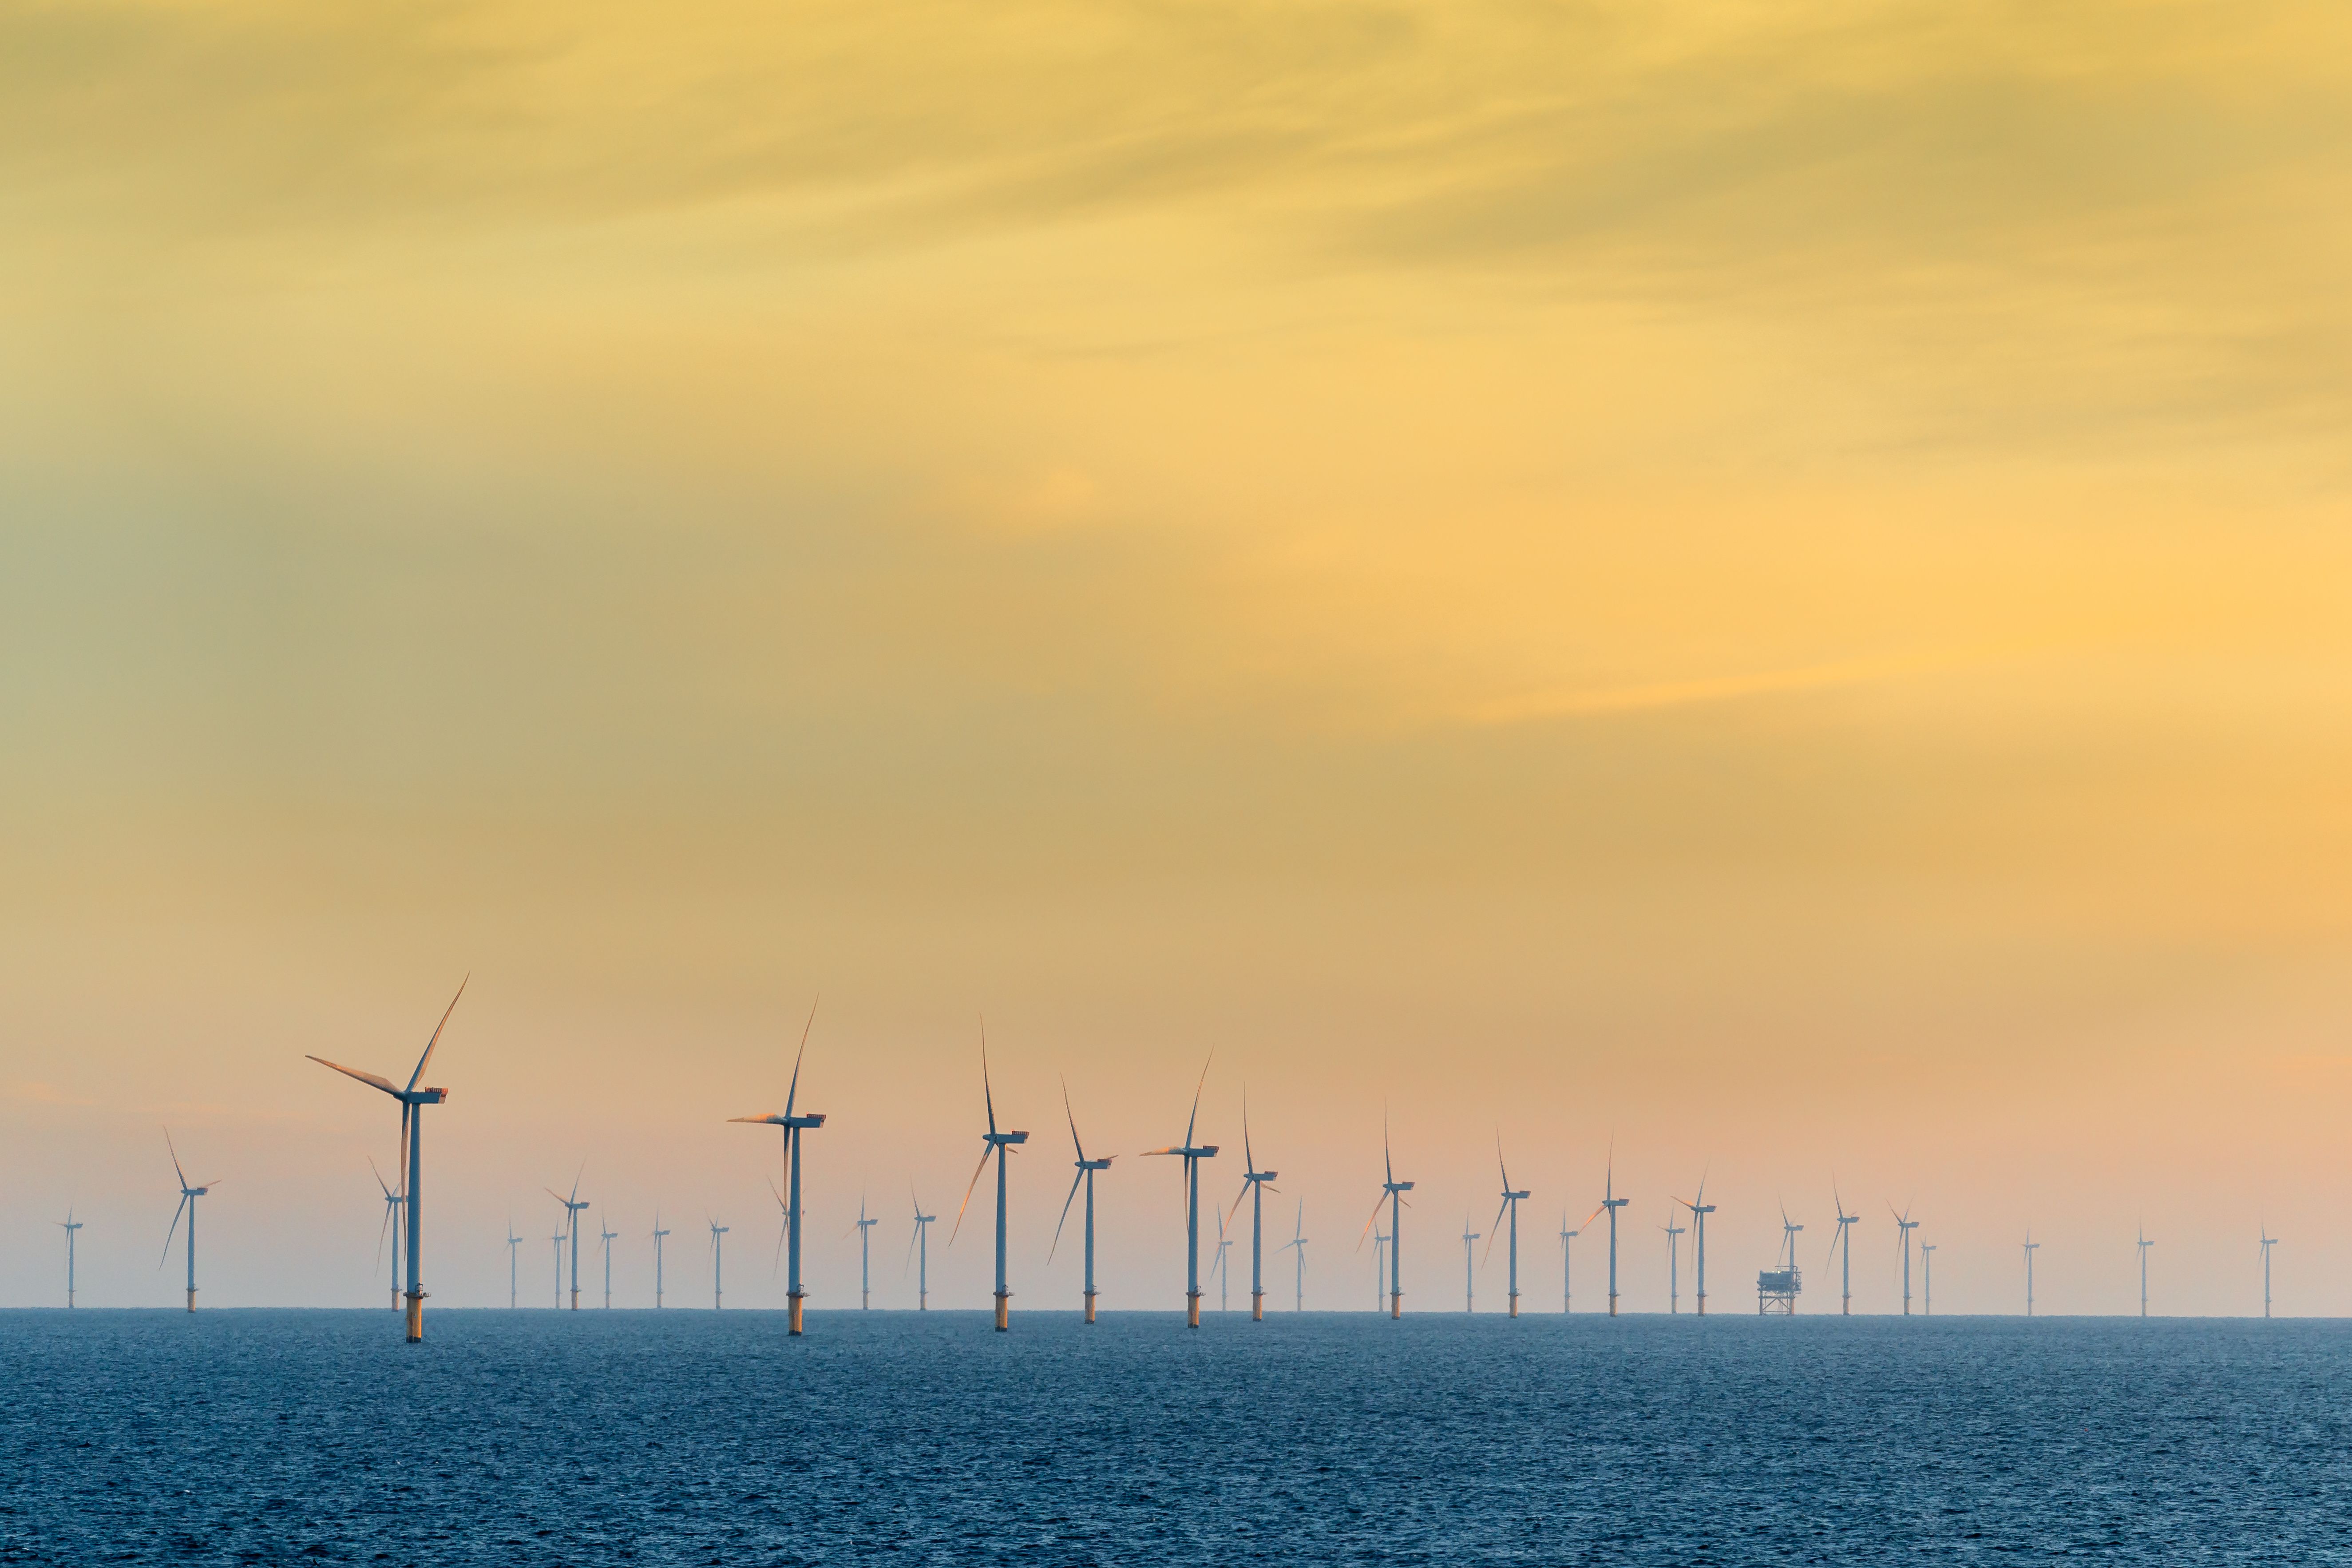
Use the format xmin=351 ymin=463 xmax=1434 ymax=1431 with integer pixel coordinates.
xmin=368 ymin=1156 xmax=402 ymax=1311
xmin=58 ymin=1210 xmax=83 ymax=1308
xmin=908 ymin=1192 xmax=934 ymax=1311
xmin=1676 ymin=1175 xmax=1716 ymax=1316
xmin=1278 ymin=1201 xmax=1307 ymax=1311
xmin=2023 ymin=1231 xmax=2039 ymax=1316
xmin=159 ymin=1130 xmax=218 ymax=1312
xmin=1596 ymin=1157 xmax=1631 ymax=1316
xmin=1891 ymin=1204 xmax=1919 ymax=1316
xmin=709 ymin=1218 xmax=728 ymax=1309
xmin=1225 ymin=1093 xmax=1279 ymax=1322
xmin=1143 ymin=1056 xmax=1218 ymax=1328
xmin=2260 ymin=1226 xmax=2277 ymax=1318
xmin=505 ymin=1221 xmax=520 ymax=1309
xmin=651 ymin=1212 xmax=670 ymax=1308
xmin=1355 ymin=1118 xmax=1414 ymax=1319
xmin=1050 ymin=1081 xmax=1114 ymax=1323
xmin=728 ymin=1002 xmax=827 ymax=1336
xmin=547 ymin=1172 xmax=590 ymax=1310
xmin=1460 ymin=1216 xmax=1480 ymax=1312
xmin=2137 ymin=1226 xmax=2152 ymax=1318
xmin=1661 ymin=1214 xmax=1686 ymax=1313
xmin=308 ymin=978 xmax=463 ymax=1342
xmin=850 ymin=1196 xmax=878 ymax=1310
xmin=950 ymin=1033 xmax=1028 ymax=1332
xmin=1829 ymin=1187 xmax=1860 ymax=1315
xmin=550 ymin=1227 xmax=564 ymax=1307
xmin=1558 ymin=1218 xmax=1577 ymax=1313
xmin=1919 ymin=1243 xmax=1935 ymax=1315
xmin=1489 ymin=1140 xmax=1530 ymax=1318
xmin=598 ymin=1213 xmax=619 ymax=1308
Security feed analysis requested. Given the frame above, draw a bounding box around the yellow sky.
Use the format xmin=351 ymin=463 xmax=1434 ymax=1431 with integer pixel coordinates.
xmin=3 ymin=0 xmax=2350 ymax=1314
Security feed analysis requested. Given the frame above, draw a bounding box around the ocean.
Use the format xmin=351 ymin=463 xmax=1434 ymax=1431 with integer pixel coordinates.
xmin=4 ymin=1309 xmax=2345 ymax=1564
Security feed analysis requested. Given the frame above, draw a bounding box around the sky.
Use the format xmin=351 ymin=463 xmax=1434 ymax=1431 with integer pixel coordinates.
xmin=3 ymin=0 xmax=2350 ymax=1318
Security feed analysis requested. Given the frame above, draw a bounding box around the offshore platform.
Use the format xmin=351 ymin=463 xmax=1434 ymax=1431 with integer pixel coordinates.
xmin=1758 ymin=1210 xmax=1803 ymax=1314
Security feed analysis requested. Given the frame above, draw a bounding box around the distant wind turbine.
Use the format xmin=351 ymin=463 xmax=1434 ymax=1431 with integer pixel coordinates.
xmin=1920 ymin=1243 xmax=1935 ymax=1315
xmin=550 ymin=1227 xmax=565 ymax=1307
xmin=1829 ymin=1186 xmax=1860 ymax=1315
xmin=849 ymin=1196 xmax=878 ymax=1310
xmin=1460 ymin=1216 xmax=1480 ymax=1312
xmin=1224 ymin=1092 xmax=1279 ymax=1322
xmin=1278 ymin=1201 xmax=1307 ymax=1311
xmin=307 ymin=978 xmax=463 ymax=1342
xmin=506 ymin=1221 xmax=521 ymax=1309
xmin=2023 ymin=1231 xmax=2040 ymax=1316
xmin=1355 ymin=1116 xmax=1414 ymax=1319
xmin=547 ymin=1170 xmax=590 ymax=1310
xmin=1050 ymin=1079 xmax=1114 ymax=1323
xmin=907 ymin=1191 xmax=934 ymax=1311
xmin=1661 ymin=1213 xmax=1686 ymax=1313
xmin=1558 ymin=1218 xmax=1577 ymax=1313
xmin=1891 ymin=1204 xmax=1919 ymax=1316
xmin=651 ymin=1212 xmax=670 ymax=1308
xmin=2137 ymin=1226 xmax=2152 ymax=1318
xmin=709 ymin=1218 xmax=729 ymax=1309
xmin=159 ymin=1129 xmax=219 ymax=1313
xmin=1211 ymin=1206 xmax=1233 ymax=1312
xmin=2260 ymin=1226 xmax=2277 ymax=1319
xmin=1371 ymin=1227 xmax=1388 ymax=1311
xmin=598 ymin=1212 xmax=619 ymax=1308
xmin=1143 ymin=1055 xmax=1217 ymax=1328
xmin=58 ymin=1210 xmax=83 ymax=1308
xmin=1486 ymin=1139 xmax=1530 ymax=1318
xmin=1676 ymin=1174 xmax=1716 ymax=1316
xmin=368 ymin=1156 xmax=403 ymax=1311
xmin=729 ymin=1001 xmax=827 ymax=1336
xmin=1594 ymin=1156 xmax=1630 ymax=1317
xmin=950 ymin=1029 xmax=1028 ymax=1332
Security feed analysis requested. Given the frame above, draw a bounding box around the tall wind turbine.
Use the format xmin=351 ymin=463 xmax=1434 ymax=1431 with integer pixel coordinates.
xmin=1661 ymin=1213 xmax=1686 ymax=1313
xmin=849 ymin=1196 xmax=878 ymax=1310
xmin=1278 ymin=1201 xmax=1307 ymax=1311
xmin=1211 ymin=1207 xmax=1233 ymax=1312
xmin=1593 ymin=1156 xmax=1631 ymax=1316
xmin=1558 ymin=1218 xmax=1577 ymax=1313
xmin=1225 ymin=1093 xmax=1279 ymax=1322
xmin=1919 ymin=1243 xmax=1935 ymax=1315
xmin=2023 ymin=1231 xmax=2039 ymax=1316
xmin=159 ymin=1129 xmax=218 ymax=1313
xmin=1891 ymin=1204 xmax=1919 ymax=1316
xmin=1050 ymin=1080 xmax=1114 ymax=1323
xmin=506 ymin=1222 xmax=521 ymax=1309
xmin=2260 ymin=1226 xmax=2277 ymax=1318
xmin=1460 ymin=1216 xmax=1480 ymax=1312
xmin=550 ymin=1227 xmax=565 ymax=1307
xmin=652 ymin=1212 xmax=670 ymax=1308
xmin=1371 ymin=1227 xmax=1388 ymax=1311
xmin=1143 ymin=1056 xmax=1217 ymax=1328
xmin=547 ymin=1172 xmax=590 ymax=1310
xmin=368 ymin=1156 xmax=402 ymax=1311
xmin=598 ymin=1213 xmax=619 ymax=1308
xmin=1488 ymin=1140 xmax=1530 ymax=1318
xmin=709 ymin=1218 xmax=728 ymax=1309
xmin=908 ymin=1192 xmax=934 ymax=1311
xmin=1676 ymin=1175 xmax=1716 ymax=1316
xmin=58 ymin=1210 xmax=83 ymax=1308
xmin=2137 ymin=1226 xmax=2152 ymax=1318
xmin=1355 ymin=1117 xmax=1414 ymax=1319
xmin=308 ymin=978 xmax=463 ymax=1342
xmin=950 ymin=1033 xmax=1029 ymax=1332
xmin=1829 ymin=1187 xmax=1860 ymax=1315
xmin=728 ymin=1002 xmax=827 ymax=1336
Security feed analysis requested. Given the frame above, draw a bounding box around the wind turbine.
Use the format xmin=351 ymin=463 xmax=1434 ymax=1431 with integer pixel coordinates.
xmin=307 ymin=978 xmax=463 ymax=1342
xmin=1829 ymin=1187 xmax=1859 ymax=1315
xmin=907 ymin=1191 xmax=934 ymax=1311
xmin=1760 ymin=1204 xmax=1803 ymax=1315
xmin=1920 ymin=1243 xmax=1935 ymax=1315
xmin=2023 ymin=1231 xmax=2039 ymax=1316
xmin=728 ymin=1002 xmax=827 ymax=1336
xmin=651 ymin=1212 xmax=670 ymax=1308
xmin=368 ymin=1156 xmax=402 ymax=1311
xmin=2137 ymin=1226 xmax=2152 ymax=1318
xmin=547 ymin=1171 xmax=590 ymax=1310
xmin=58 ymin=1210 xmax=83 ymax=1308
xmin=598 ymin=1213 xmax=620 ymax=1308
xmin=709 ymin=1218 xmax=729 ymax=1309
xmin=1675 ymin=1174 xmax=1715 ymax=1315
xmin=1487 ymin=1140 xmax=1530 ymax=1318
xmin=1224 ymin=1093 xmax=1279 ymax=1322
xmin=1355 ymin=1116 xmax=1414 ymax=1319
xmin=1595 ymin=1156 xmax=1630 ymax=1317
xmin=1558 ymin=1217 xmax=1577 ymax=1313
xmin=1143 ymin=1055 xmax=1217 ymax=1328
xmin=1460 ymin=1216 xmax=1480 ymax=1312
xmin=159 ymin=1129 xmax=218 ymax=1312
xmin=1050 ymin=1080 xmax=1114 ymax=1323
xmin=1211 ymin=1206 xmax=1233 ymax=1312
xmin=950 ymin=1031 xmax=1028 ymax=1332
xmin=1661 ymin=1213 xmax=1685 ymax=1313
xmin=1891 ymin=1204 xmax=1919 ymax=1316
xmin=506 ymin=1222 xmax=520 ymax=1309
xmin=1371 ymin=1227 xmax=1388 ymax=1311
xmin=1278 ymin=1201 xmax=1307 ymax=1311
xmin=849 ymin=1196 xmax=878 ymax=1310
xmin=2260 ymin=1226 xmax=2277 ymax=1319
xmin=550 ymin=1227 xmax=565 ymax=1307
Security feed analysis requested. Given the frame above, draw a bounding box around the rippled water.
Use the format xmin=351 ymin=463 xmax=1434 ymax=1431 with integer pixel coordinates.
xmin=4 ymin=1309 xmax=2345 ymax=1564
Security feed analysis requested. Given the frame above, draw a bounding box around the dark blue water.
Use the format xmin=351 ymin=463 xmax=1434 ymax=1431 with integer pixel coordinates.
xmin=3 ymin=1310 xmax=2345 ymax=1564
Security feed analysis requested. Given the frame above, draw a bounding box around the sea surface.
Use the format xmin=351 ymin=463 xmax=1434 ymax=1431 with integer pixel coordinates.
xmin=2 ymin=1309 xmax=2345 ymax=1565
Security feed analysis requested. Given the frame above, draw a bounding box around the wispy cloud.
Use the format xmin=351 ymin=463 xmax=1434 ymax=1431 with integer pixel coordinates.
xmin=1464 ymin=652 xmax=1950 ymax=727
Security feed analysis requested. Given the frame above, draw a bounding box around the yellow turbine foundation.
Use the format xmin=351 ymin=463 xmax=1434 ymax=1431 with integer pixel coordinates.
xmin=1187 ymin=1291 xmax=1201 ymax=1328
xmin=994 ymin=1292 xmax=1010 ymax=1331
xmin=1390 ymin=1291 xmax=1402 ymax=1319
xmin=1509 ymin=1295 xmax=1519 ymax=1319
xmin=788 ymin=1294 xmax=804 ymax=1335
xmin=1084 ymin=1291 xmax=1097 ymax=1324
xmin=1252 ymin=1291 xmax=1263 ymax=1322
xmin=405 ymin=1292 xmax=424 ymax=1343
xmin=186 ymin=1288 xmax=196 ymax=1313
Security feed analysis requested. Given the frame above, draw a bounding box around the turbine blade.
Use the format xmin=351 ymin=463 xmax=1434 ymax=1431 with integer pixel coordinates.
xmin=1497 ymin=1132 xmax=1510 ymax=1194
xmin=1242 ymin=1089 xmax=1253 ymax=1174
xmin=308 ymin=1056 xmax=403 ymax=1098
xmin=1223 ymin=1182 xmax=1250 ymax=1232
xmin=165 ymin=1127 xmax=187 ymax=1190
xmin=404 ymin=975 xmax=468 ymax=1093
xmin=1356 ymin=1194 xmax=1386 ymax=1251
xmin=1049 ymin=1169 xmax=1085 ymax=1262
xmin=947 ymin=1142 xmax=993 ymax=1247
xmin=783 ymin=995 xmax=818 ymax=1121
xmin=376 ymin=1192 xmax=395 ymax=1266
xmin=368 ymin=1155 xmax=394 ymax=1201
xmin=981 ymin=1022 xmax=997 ymax=1139
xmin=1184 ymin=1051 xmax=1212 ymax=1148
xmin=160 ymin=1193 xmax=187 ymax=1265
xmin=1062 ymin=1076 xmax=1085 ymax=1163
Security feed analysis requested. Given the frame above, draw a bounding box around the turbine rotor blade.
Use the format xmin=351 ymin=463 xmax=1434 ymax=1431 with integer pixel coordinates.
xmin=784 ymin=995 xmax=818 ymax=1121
xmin=1184 ymin=1051 xmax=1212 ymax=1148
xmin=947 ymin=1142 xmax=993 ymax=1247
xmin=1049 ymin=1169 xmax=1085 ymax=1262
xmin=405 ymin=975 xmax=468 ymax=1093
xmin=1062 ymin=1076 xmax=1085 ymax=1164
xmin=161 ymin=1193 xmax=189 ymax=1265
xmin=308 ymin=1056 xmax=402 ymax=1098
xmin=165 ymin=1128 xmax=187 ymax=1190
